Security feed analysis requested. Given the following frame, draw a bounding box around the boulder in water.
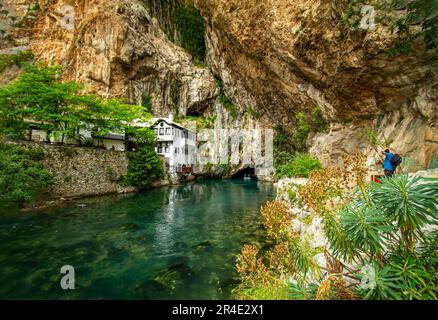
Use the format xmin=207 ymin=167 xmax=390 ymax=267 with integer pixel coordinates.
xmin=193 ymin=241 xmax=213 ymax=251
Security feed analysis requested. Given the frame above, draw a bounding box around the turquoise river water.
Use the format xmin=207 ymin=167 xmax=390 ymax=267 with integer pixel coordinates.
xmin=0 ymin=180 xmax=276 ymax=299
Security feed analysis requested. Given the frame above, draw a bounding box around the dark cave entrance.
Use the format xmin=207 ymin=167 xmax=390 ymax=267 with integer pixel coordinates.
xmin=187 ymin=111 xmax=201 ymax=117
xmin=231 ymin=167 xmax=257 ymax=180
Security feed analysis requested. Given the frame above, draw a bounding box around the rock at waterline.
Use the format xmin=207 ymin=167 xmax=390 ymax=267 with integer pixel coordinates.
xmin=166 ymin=263 xmax=194 ymax=279
xmin=153 ymin=263 xmax=195 ymax=289
xmin=118 ymin=223 xmax=140 ymax=232
xmin=219 ymin=277 xmax=241 ymax=292
xmin=193 ymin=241 xmax=213 ymax=251
xmin=135 ymin=280 xmax=169 ymax=299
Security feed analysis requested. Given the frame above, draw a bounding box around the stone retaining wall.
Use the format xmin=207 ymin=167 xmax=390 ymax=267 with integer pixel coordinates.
xmin=19 ymin=141 xmax=137 ymax=200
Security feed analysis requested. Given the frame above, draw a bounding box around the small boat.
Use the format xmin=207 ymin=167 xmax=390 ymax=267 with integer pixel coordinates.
xmin=243 ymin=174 xmax=252 ymax=181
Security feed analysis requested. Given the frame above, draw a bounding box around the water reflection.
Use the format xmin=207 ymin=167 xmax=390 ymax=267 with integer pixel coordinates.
xmin=0 ymin=180 xmax=275 ymax=299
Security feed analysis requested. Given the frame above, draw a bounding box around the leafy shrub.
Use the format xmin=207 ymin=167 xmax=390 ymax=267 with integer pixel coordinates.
xmin=176 ymin=114 xmax=216 ymax=131
xmin=59 ymin=147 xmax=77 ymax=158
xmin=125 ymin=128 xmax=164 ymax=189
xmin=288 ymin=189 xmax=297 ymax=201
xmin=141 ymin=94 xmax=153 ymax=113
xmin=273 ymin=126 xmax=296 ymax=169
xmin=311 ymin=107 xmax=329 ymax=133
xmin=126 ymin=145 xmax=165 ymax=190
xmin=274 ymin=109 xmax=327 ymax=157
xmin=219 ymin=94 xmax=239 ymax=118
xmin=126 ymin=127 xmax=157 ymax=146
xmin=215 ymin=77 xmax=239 ymax=118
xmin=0 ymin=142 xmax=53 ymax=207
xmin=273 ymin=126 xmax=292 ymax=153
xmin=238 ymin=153 xmax=438 ymax=300
xmin=233 ymin=244 xmax=291 ymax=300
xmin=293 ymin=112 xmax=310 ymax=150
xmin=325 ymin=175 xmax=438 ymax=300
xmin=82 ymin=137 xmax=95 ymax=148
xmin=276 ymin=153 xmax=322 ymax=178
xmin=0 ymin=50 xmax=33 ymax=73
xmin=203 ymin=160 xmax=231 ymax=178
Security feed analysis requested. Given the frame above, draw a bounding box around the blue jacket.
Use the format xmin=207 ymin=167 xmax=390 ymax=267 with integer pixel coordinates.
xmin=384 ymin=152 xmax=395 ymax=171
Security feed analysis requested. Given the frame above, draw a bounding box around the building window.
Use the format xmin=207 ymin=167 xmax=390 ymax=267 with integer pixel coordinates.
xmin=172 ymin=128 xmax=174 ymax=136
xmin=158 ymin=146 xmax=163 ymax=153
xmin=175 ymin=147 xmax=178 ymax=154
xmin=159 ymin=128 xmax=164 ymax=135
xmin=154 ymin=129 xmax=158 ymax=135
xmin=166 ymin=128 xmax=171 ymax=135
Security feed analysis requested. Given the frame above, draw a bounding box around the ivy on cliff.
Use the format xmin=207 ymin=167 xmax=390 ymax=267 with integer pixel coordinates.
xmin=342 ymin=0 xmax=437 ymax=62
xmin=173 ymin=1 xmax=207 ymax=63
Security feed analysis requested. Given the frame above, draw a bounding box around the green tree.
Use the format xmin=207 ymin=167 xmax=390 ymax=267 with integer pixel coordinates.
xmin=0 ymin=63 xmax=149 ymax=142
xmin=0 ymin=141 xmax=54 ymax=207
xmin=125 ymin=128 xmax=165 ymax=190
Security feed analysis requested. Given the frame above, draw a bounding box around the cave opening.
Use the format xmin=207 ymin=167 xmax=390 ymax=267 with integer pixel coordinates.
xmin=187 ymin=111 xmax=201 ymax=117
xmin=231 ymin=167 xmax=257 ymax=180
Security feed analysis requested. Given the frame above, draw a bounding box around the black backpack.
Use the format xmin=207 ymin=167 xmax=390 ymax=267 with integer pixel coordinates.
xmin=391 ymin=154 xmax=402 ymax=168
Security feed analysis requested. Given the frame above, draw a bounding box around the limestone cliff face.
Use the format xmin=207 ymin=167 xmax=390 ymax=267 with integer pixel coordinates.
xmin=195 ymin=0 xmax=437 ymax=170
xmin=9 ymin=0 xmax=217 ymax=117
xmin=2 ymin=0 xmax=437 ymax=173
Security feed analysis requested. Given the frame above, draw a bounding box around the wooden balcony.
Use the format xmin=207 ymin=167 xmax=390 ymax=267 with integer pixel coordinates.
xmin=176 ymin=166 xmax=193 ymax=174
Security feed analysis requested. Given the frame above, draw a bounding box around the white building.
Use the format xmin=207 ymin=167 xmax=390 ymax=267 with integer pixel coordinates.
xmin=28 ymin=122 xmax=127 ymax=151
xmin=151 ymin=115 xmax=197 ymax=176
xmin=26 ymin=115 xmax=198 ymax=177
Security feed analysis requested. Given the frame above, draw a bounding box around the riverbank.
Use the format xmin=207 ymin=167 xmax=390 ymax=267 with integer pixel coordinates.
xmin=6 ymin=140 xmax=200 ymax=211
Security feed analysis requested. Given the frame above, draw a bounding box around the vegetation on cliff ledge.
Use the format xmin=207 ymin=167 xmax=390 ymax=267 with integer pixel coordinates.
xmin=0 ymin=50 xmax=34 ymax=73
xmin=275 ymin=153 xmax=323 ymax=179
xmin=173 ymin=1 xmax=207 ymax=63
xmin=342 ymin=0 xmax=437 ymax=62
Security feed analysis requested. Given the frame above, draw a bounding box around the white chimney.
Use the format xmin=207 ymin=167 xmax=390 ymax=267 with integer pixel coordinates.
xmin=168 ymin=113 xmax=174 ymax=122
